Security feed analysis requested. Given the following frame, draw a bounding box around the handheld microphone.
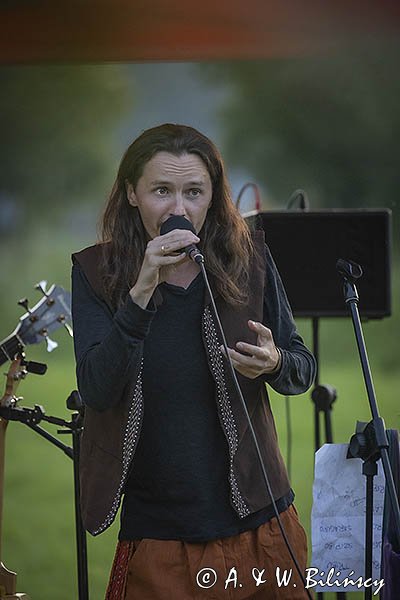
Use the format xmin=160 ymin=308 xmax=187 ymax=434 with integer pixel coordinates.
xmin=160 ymin=216 xmax=204 ymax=264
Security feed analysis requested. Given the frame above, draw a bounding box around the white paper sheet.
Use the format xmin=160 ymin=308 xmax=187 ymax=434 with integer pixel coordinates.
xmin=311 ymin=443 xmax=385 ymax=594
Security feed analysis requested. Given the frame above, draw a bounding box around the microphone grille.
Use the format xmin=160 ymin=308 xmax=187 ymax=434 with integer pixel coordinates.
xmin=160 ymin=215 xmax=196 ymax=236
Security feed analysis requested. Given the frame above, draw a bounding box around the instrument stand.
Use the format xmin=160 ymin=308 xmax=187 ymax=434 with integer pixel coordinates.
xmin=310 ymin=317 xmax=347 ymax=600
xmin=0 ymin=566 xmax=29 ymax=600
xmin=337 ymin=258 xmax=400 ymax=600
xmin=0 ymin=391 xmax=88 ymax=600
xmin=311 ymin=318 xmax=338 ymax=449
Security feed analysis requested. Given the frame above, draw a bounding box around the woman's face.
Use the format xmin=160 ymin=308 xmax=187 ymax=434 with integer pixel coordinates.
xmin=126 ymin=151 xmax=213 ymax=239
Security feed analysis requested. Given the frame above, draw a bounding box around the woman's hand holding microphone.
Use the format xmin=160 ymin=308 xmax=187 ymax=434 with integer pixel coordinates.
xmin=129 ymin=229 xmax=200 ymax=309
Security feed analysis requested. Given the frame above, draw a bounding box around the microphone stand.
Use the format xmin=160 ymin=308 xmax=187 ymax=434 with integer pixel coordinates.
xmin=162 ymin=215 xmax=312 ymax=598
xmin=0 ymin=391 xmax=88 ymax=600
xmin=337 ymin=259 xmax=400 ymax=600
xmin=195 ymin=254 xmax=313 ymax=600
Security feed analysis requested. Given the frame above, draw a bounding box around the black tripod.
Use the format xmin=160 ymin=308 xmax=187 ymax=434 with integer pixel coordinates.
xmin=311 ymin=316 xmax=347 ymax=600
xmin=0 ymin=390 xmax=88 ymax=600
xmin=337 ymin=258 xmax=400 ymax=600
xmin=311 ymin=319 xmax=339 ymax=449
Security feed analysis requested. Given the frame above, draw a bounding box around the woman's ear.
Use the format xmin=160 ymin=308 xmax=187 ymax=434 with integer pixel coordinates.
xmin=125 ymin=180 xmax=137 ymax=207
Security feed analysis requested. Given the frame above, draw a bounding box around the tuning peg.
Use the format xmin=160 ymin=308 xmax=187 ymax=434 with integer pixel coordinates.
xmin=56 ymin=314 xmax=74 ymax=337
xmin=35 ymin=280 xmax=48 ymax=294
xmin=1 ymin=394 xmax=23 ymax=408
xmin=18 ymin=297 xmax=30 ymax=311
xmin=14 ymin=366 xmax=28 ymax=381
xmin=45 ymin=336 xmax=58 ymax=352
xmin=64 ymin=323 xmax=74 ymax=337
xmin=18 ymin=298 xmax=38 ymax=321
xmin=35 ymin=281 xmax=55 ymax=306
xmin=39 ymin=327 xmax=58 ymax=352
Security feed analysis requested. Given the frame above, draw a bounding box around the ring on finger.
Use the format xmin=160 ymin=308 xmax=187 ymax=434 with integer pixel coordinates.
xmin=161 ymin=244 xmax=168 ymax=255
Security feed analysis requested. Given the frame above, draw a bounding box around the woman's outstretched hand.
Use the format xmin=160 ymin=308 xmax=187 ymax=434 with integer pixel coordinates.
xmin=221 ymin=320 xmax=281 ymax=379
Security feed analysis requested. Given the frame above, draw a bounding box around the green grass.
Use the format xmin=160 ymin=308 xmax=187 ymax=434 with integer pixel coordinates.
xmin=2 ymin=334 xmax=398 ymax=599
xmin=1 ymin=228 xmax=398 ymax=599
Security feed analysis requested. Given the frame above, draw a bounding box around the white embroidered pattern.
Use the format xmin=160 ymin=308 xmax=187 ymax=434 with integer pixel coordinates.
xmin=203 ymin=307 xmax=250 ymax=517
xmin=93 ymin=360 xmax=144 ymax=535
xmin=94 ymin=304 xmax=251 ymax=534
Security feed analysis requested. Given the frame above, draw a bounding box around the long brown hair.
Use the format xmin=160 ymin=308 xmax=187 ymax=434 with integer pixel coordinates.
xmin=100 ymin=123 xmax=254 ymax=308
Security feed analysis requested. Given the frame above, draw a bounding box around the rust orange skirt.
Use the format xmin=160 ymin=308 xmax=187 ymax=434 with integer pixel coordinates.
xmin=105 ymin=504 xmax=310 ymax=599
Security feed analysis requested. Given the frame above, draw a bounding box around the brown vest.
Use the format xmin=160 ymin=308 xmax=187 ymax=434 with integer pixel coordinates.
xmin=73 ymin=231 xmax=291 ymax=536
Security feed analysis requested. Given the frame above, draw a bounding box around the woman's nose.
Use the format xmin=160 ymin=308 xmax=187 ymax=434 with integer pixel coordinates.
xmin=170 ymin=194 xmax=186 ymax=216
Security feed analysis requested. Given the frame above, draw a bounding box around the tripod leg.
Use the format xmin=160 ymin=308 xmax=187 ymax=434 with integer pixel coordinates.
xmin=72 ymin=422 xmax=89 ymax=600
xmin=315 ymin=406 xmax=321 ymax=452
xmin=364 ymin=462 xmax=377 ymax=600
xmin=324 ymin=410 xmax=333 ymax=444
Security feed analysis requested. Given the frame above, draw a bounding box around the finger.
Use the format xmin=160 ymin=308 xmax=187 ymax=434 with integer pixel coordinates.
xmin=220 ymin=346 xmax=262 ymax=378
xmin=156 ymin=230 xmax=200 ymax=247
xmin=223 ymin=346 xmax=266 ymax=370
xmin=146 ymin=253 xmax=187 ymax=269
xmin=226 ymin=353 xmax=259 ymax=378
xmin=248 ymin=320 xmax=274 ymax=345
xmin=150 ymin=235 xmax=193 ymax=249
xmin=155 ymin=238 xmax=200 ymax=258
xmin=151 ymin=229 xmax=200 ymax=244
xmin=229 ymin=362 xmax=256 ymax=378
xmin=248 ymin=320 xmax=273 ymax=337
xmin=166 ymin=228 xmax=200 ymax=241
xmin=235 ymin=341 xmax=268 ymax=359
xmin=159 ymin=252 xmax=187 ymax=264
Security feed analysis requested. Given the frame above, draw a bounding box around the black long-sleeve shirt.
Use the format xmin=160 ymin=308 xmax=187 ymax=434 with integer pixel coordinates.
xmin=72 ymin=246 xmax=315 ymax=412
xmin=72 ymin=245 xmax=316 ymax=541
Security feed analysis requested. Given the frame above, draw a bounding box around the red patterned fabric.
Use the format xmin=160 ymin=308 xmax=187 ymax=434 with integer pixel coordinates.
xmin=104 ymin=506 xmax=309 ymax=599
xmin=105 ymin=540 xmax=134 ymax=599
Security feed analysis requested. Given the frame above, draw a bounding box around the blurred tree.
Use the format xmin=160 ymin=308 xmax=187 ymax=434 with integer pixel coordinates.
xmin=0 ymin=65 xmax=131 ymax=234
xmin=199 ymin=49 xmax=400 ymax=375
xmin=199 ymin=44 xmax=400 ymax=215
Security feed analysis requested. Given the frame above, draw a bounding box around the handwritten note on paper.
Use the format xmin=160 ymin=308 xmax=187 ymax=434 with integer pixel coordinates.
xmin=311 ymin=444 xmax=385 ymax=593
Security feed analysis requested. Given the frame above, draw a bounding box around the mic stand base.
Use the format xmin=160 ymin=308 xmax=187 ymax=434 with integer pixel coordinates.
xmin=347 ymin=420 xmax=382 ymax=600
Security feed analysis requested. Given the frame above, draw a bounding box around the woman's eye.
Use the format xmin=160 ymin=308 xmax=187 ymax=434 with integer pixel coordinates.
xmin=188 ymin=188 xmax=201 ymax=197
xmin=155 ymin=187 xmax=169 ymax=195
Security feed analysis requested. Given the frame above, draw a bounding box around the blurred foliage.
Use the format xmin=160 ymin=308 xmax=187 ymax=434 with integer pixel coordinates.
xmin=198 ymin=49 xmax=400 ymax=378
xmin=0 ymin=64 xmax=131 ymax=231
xmin=0 ymin=58 xmax=399 ymax=599
xmin=198 ymin=43 xmax=400 ymax=219
xmin=0 ymin=64 xmax=133 ymax=340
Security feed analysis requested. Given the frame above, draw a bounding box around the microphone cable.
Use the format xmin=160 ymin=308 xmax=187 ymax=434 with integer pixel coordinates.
xmin=196 ymin=254 xmax=312 ymax=599
xmin=160 ymin=213 xmax=311 ymax=596
xmin=235 ymin=182 xmax=262 ymax=219
xmin=285 ymin=395 xmax=293 ymax=481
xmin=235 ymin=182 xmax=262 ymax=212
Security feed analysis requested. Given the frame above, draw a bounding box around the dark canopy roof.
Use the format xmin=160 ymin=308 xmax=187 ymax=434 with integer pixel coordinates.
xmin=1 ymin=0 xmax=399 ymax=64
